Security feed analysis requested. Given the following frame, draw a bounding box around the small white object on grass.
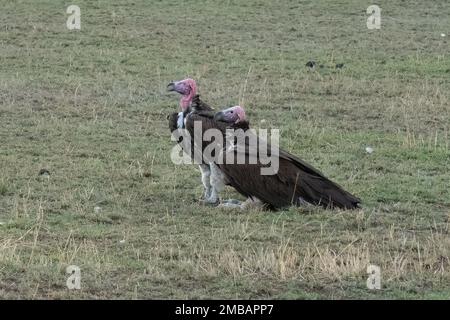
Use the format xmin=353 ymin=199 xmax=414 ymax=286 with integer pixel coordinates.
xmin=441 ymin=33 xmax=446 ymax=37
xmin=260 ymin=119 xmax=266 ymax=124
xmin=365 ymin=147 xmax=374 ymax=154
xmin=119 ymin=239 xmax=126 ymax=244
xmin=0 ymin=221 xmax=5 ymax=226
xmin=94 ymin=206 xmax=102 ymax=213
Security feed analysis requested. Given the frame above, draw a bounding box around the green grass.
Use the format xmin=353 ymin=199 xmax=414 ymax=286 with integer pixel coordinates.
xmin=0 ymin=0 xmax=449 ymax=299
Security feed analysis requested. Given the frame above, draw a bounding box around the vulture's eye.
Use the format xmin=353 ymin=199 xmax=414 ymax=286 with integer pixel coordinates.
xmin=230 ymin=111 xmax=234 ymax=113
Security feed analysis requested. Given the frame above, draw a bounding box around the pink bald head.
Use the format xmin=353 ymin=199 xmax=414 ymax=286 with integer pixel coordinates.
xmin=214 ymin=105 xmax=247 ymax=124
xmin=167 ymin=78 xmax=197 ymax=110
xmin=233 ymin=106 xmax=246 ymax=123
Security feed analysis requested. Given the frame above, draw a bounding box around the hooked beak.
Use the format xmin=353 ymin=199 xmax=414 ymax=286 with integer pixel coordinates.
xmin=213 ymin=111 xmax=226 ymax=122
xmin=167 ymin=82 xmax=175 ymax=92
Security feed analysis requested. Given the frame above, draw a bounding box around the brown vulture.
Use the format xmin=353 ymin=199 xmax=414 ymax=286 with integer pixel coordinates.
xmin=167 ymin=78 xmax=228 ymax=205
xmin=213 ymin=106 xmax=361 ymax=210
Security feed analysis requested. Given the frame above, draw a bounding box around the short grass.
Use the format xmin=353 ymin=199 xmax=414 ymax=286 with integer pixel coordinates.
xmin=0 ymin=0 xmax=449 ymax=299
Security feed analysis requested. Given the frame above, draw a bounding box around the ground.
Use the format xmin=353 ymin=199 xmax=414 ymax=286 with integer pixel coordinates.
xmin=0 ymin=0 xmax=449 ymax=299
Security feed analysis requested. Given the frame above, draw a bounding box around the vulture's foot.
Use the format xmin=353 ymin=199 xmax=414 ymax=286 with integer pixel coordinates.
xmin=218 ymin=199 xmax=242 ymax=209
xmin=198 ymin=198 xmax=220 ymax=207
xmin=221 ymin=199 xmax=242 ymax=205
xmin=196 ymin=188 xmax=211 ymax=203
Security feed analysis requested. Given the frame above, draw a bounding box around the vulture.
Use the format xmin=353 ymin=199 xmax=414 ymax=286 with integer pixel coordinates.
xmin=167 ymin=78 xmax=228 ymax=205
xmin=213 ymin=106 xmax=361 ymax=210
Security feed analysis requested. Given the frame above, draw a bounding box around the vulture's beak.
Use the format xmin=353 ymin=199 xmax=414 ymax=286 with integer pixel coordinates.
xmin=167 ymin=82 xmax=175 ymax=92
xmin=213 ymin=111 xmax=226 ymax=122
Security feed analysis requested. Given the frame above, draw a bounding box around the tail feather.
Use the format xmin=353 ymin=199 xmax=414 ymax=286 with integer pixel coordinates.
xmin=301 ymin=174 xmax=360 ymax=209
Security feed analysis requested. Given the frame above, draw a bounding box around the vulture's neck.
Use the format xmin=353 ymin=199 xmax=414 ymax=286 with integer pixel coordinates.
xmin=180 ymin=90 xmax=196 ymax=111
xmin=180 ymin=97 xmax=192 ymax=112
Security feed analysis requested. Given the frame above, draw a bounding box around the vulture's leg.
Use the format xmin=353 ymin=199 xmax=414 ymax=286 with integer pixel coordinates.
xmin=204 ymin=162 xmax=225 ymax=205
xmin=198 ymin=164 xmax=211 ymax=200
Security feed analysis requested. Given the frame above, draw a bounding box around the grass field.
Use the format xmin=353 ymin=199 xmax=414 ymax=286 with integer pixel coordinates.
xmin=0 ymin=0 xmax=449 ymax=299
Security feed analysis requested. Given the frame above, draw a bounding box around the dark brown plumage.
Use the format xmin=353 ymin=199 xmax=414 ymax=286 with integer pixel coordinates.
xmin=169 ymin=94 xmax=227 ymax=162
xmin=168 ymin=95 xmax=213 ymax=134
xmin=214 ymin=108 xmax=361 ymax=210
xmin=168 ymin=112 xmax=181 ymax=142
